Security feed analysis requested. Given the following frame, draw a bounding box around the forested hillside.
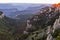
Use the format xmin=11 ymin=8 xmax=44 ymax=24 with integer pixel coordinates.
xmin=0 ymin=3 xmax=60 ymax=40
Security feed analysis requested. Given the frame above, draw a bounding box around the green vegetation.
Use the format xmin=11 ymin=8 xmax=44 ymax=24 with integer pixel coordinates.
xmin=53 ymin=29 xmax=60 ymax=40
xmin=0 ymin=6 xmax=60 ymax=40
xmin=0 ymin=17 xmax=15 ymax=40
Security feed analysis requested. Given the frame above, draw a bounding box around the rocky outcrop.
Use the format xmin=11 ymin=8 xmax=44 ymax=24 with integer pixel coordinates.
xmin=53 ymin=16 xmax=60 ymax=32
xmin=23 ymin=4 xmax=60 ymax=40
xmin=0 ymin=11 xmax=4 ymax=19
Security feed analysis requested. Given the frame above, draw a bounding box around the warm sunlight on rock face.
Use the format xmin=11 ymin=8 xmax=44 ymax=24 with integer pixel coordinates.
xmin=52 ymin=3 xmax=60 ymax=8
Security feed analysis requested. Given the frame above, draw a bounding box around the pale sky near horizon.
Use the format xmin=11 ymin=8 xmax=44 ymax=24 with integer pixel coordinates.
xmin=0 ymin=0 xmax=60 ymax=4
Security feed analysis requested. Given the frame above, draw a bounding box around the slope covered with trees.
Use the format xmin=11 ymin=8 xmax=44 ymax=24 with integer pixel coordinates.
xmin=20 ymin=4 xmax=60 ymax=40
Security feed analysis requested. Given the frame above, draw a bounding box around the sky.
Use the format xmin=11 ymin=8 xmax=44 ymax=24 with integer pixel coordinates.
xmin=0 ymin=0 xmax=60 ymax=4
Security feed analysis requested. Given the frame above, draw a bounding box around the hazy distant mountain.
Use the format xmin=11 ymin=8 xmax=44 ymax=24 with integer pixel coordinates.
xmin=0 ymin=3 xmax=44 ymax=10
xmin=8 ymin=4 xmax=51 ymax=18
xmin=0 ymin=8 xmax=18 ymax=16
xmin=0 ymin=3 xmax=51 ymax=18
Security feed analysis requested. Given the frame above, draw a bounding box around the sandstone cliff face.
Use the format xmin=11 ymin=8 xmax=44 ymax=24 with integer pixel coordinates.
xmin=24 ymin=6 xmax=59 ymax=33
xmin=53 ymin=16 xmax=60 ymax=30
xmin=23 ymin=6 xmax=60 ymax=40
